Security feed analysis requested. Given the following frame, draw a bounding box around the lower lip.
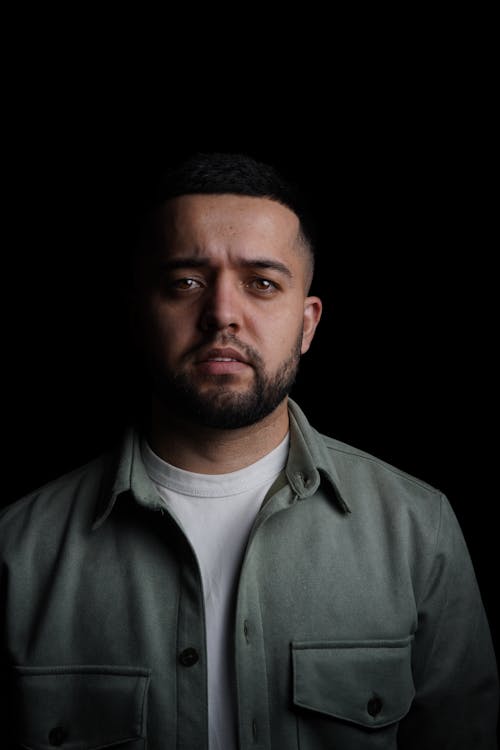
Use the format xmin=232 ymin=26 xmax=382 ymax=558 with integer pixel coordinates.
xmin=197 ymin=360 xmax=250 ymax=375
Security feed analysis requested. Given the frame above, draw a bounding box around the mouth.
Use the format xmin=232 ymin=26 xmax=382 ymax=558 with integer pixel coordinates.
xmin=197 ymin=348 xmax=250 ymax=364
xmin=195 ymin=347 xmax=252 ymax=375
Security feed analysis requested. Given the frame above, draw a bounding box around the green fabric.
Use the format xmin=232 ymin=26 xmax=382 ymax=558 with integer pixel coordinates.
xmin=11 ymin=666 xmax=150 ymax=747
xmin=292 ymin=638 xmax=415 ymax=727
xmin=1 ymin=399 xmax=498 ymax=749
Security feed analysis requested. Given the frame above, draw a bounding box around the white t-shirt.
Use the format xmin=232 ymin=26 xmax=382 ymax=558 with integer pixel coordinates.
xmin=141 ymin=434 xmax=290 ymax=750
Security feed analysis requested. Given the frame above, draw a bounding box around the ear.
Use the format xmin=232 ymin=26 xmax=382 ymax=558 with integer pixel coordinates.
xmin=301 ymin=296 xmax=322 ymax=354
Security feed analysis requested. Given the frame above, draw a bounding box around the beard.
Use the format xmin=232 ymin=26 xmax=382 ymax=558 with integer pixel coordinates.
xmin=150 ymin=333 xmax=302 ymax=429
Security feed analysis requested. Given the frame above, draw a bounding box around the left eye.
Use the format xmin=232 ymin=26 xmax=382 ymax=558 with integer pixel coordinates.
xmin=249 ymin=278 xmax=277 ymax=292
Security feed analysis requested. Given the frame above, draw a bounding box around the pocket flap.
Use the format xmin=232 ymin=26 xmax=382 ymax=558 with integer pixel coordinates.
xmin=292 ymin=638 xmax=415 ymax=728
xmin=11 ymin=665 xmax=151 ymax=749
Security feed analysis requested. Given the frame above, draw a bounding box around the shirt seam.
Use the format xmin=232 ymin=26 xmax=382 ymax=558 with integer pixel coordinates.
xmin=325 ymin=444 xmax=442 ymax=494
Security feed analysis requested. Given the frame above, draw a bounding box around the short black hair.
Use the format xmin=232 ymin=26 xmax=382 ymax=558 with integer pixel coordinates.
xmin=135 ymin=150 xmax=316 ymax=263
xmin=122 ymin=151 xmax=319 ymax=299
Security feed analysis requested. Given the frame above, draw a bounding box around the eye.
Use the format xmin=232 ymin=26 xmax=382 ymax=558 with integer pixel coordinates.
xmin=169 ymin=277 xmax=203 ymax=292
xmin=248 ymin=277 xmax=278 ymax=293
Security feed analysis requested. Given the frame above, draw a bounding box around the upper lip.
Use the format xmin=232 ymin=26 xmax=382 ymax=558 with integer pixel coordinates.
xmin=196 ymin=347 xmax=249 ymax=364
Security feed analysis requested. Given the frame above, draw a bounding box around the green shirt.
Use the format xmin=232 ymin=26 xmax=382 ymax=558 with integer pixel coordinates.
xmin=1 ymin=399 xmax=498 ymax=749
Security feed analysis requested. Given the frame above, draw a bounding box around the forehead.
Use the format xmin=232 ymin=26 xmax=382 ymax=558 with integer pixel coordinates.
xmin=152 ymin=194 xmax=302 ymax=259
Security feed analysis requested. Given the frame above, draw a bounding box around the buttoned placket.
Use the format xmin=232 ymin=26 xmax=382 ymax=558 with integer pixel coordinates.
xmin=175 ymin=540 xmax=209 ymax=750
xmin=91 ymin=401 xmax=347 ymax=749
xmin=235 ymin=482 xmax=299 ymax=750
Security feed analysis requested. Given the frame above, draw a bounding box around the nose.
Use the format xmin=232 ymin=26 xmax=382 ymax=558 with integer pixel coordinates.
xmin=198 ymin=276 xmax=241 ymax=333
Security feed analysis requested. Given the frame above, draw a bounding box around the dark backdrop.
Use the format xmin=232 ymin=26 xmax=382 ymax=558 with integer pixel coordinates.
xmin=3 ymin=39 xmax=497 ymax=658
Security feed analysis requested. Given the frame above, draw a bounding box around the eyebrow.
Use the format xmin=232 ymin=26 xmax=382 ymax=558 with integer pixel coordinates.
xmin=159 ymin=257 xmax=293 ymax=279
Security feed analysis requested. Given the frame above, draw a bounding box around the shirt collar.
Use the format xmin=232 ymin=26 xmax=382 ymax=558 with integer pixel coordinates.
xmin=92 ymin=428 xmax=163 ymax=530
xmin=285 ymin=399 xmax=350 ymax=512
xmin=92 ymin=398 xmax=350 ymax=530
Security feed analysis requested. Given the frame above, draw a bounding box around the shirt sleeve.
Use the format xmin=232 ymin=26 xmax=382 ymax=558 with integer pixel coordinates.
xmin=397 ymin=493 xmax=499 ymax=749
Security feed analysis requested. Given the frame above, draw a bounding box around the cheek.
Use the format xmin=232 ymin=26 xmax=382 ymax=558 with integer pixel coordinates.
xmin=138 ymin=303 xmax=185 ymax=359
xmin=147 ymin=298 xmax=183 ymax=332
xmin=258 ymin=311 xmax=303 ymax=353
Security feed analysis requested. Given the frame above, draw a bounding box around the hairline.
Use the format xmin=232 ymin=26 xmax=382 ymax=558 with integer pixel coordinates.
xmin=154 ymin=192 xmax=315 ymax=293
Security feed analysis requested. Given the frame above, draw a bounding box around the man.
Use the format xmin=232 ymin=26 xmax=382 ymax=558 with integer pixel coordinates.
xmin=1 ymin=152 xmax=498 ymax=749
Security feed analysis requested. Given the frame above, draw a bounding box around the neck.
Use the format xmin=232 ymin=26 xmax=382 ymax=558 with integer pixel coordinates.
xmin=147 ymin=397 xmax=290 ymax=474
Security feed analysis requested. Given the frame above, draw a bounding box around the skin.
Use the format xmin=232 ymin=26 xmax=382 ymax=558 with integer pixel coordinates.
xmin=133 ymin=193 xmax=322 ymax=473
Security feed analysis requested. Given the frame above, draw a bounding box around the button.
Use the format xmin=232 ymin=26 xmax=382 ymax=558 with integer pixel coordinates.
xmin=367 ymin=696 xmax=383 ymax=717
xmin=179 ymin=647 xmax=199 ymax=666
xmin=48 ymin=726 xmax=67 ymax=746
xmin=295 ymin=471 xmax=312 ymax=490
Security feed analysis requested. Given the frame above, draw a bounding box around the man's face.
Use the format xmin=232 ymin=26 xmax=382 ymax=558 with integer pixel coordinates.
xmin=134 ymin=194 xmax=322 ymax=429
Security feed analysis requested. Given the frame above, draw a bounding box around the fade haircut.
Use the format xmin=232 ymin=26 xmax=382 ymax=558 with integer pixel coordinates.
xmin=133 ymin=151 xmax=316 ymax=290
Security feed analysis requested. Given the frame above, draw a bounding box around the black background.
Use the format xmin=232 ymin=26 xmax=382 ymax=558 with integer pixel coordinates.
xmin=3 ymin=16 xmax=497 ymax=657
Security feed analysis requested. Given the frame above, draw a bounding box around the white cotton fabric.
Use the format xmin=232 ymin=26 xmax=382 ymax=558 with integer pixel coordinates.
xmin=141 ymin=434 xmax=289 ymax=750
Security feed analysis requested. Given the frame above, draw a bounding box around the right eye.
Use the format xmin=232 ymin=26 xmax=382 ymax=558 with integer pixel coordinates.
xmin=169 ymin=277 xmax=204 ymax=291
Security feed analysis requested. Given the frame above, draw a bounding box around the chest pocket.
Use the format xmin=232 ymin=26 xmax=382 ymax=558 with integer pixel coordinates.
xmin=292 ymin=638 xmax=415 ymax=748
xmin=9 ymin=665 xmax=150 ymax=750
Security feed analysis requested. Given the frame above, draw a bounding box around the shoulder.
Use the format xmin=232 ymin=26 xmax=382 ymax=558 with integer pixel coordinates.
xmin=314 ymin=427 xmax=447 ymax=533
xmin=315 ymin=430 xmax=460 ymax=563
xmin=289 ymin=398 xmax=444 ymax=517
xmin=321 ymin=430 xmax=441 ymax=496
xmin=0 ymin=452 xmax=112 ymax=547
